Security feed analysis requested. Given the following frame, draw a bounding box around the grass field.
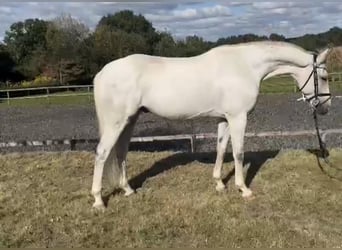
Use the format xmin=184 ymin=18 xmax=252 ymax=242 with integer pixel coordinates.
xmin=261 ymin=76 xmax=297 ymax=93
xmin=1 ymin=149 xmax=342 ymax=247
xmin=261 ymin=76 xmax=342 ymax=93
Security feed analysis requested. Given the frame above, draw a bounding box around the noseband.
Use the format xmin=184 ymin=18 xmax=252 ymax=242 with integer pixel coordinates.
xmin=297 ymin=53 xmax=331 ymax=108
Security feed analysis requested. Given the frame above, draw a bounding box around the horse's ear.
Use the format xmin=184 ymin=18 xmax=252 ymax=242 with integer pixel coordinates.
xmin=317 ymin=47 xmax=332 ymax=64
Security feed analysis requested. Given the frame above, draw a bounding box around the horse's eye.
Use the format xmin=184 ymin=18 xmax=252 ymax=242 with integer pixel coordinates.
xmin=321 ymin=76 xmax=327 ymax=81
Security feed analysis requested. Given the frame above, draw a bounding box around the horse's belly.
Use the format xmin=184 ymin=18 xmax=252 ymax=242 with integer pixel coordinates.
xmin=147 ymin=106 xmax=224 ymax=120
xmin=141 ymin=88 xmax=221 ymax=120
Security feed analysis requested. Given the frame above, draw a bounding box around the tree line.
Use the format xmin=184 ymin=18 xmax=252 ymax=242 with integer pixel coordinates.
xmin=1 ymin=10 xmax=342 ymax=86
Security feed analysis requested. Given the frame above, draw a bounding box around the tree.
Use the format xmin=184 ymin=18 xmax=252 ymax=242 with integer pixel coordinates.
xmin=0 ymin=43 xmax=23 ymax=83
xmin=98 ymin=10 xmax=153 ymax=34
xmin=269 ymin=33 xmax=285 ymax=41
xmin=154 ymin=32 xmax=177 ymax=57
xmin=97 ymin=10 xmax=159 ymax=54
xmin=93 ymin=25 xmax=149 ymax=68
xmin=3 ymin=19 xmax=48 ymax=79
xmin=325 ymin=27 xmax=342 ymax=47
xmin=4 ymin=19 xmax=48 ymax=64
xmin=45 ymin=14 xmax=90 ymax=84
xmin=77 ymin=34 xmax=99 ymax=81
xmin=175 ymin=35 xmax=210 ymax=57
xmin=287 ymin=27 xmax=342 ymax=51
xmin=215 ymin=33 xmax=268 ymax=46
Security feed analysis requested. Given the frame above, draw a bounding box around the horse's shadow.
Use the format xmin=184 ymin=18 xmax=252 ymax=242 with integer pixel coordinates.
xmin=103 ymin=150 xmax=279 ymax=205
xmin=129 ymin=150 xmax=280 ymax=190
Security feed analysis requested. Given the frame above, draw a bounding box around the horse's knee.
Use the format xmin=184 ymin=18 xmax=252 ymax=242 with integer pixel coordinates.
xmin=91 ymin=187 xmax=101 ymax=196
xmin=217 ymin=143 xmax=225 ymax=153
xmin=234 ymin=152 xmax=244 ymax=163
xmin=95 ymin=144 xmax=108 ymax=162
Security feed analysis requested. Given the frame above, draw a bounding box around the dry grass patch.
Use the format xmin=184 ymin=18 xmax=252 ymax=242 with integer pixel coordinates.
xmin=0 ymin=149 xmax=342 ymax=247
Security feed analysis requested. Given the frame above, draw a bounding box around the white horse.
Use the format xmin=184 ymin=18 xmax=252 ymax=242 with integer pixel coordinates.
xmin=91 ymin=41 xmax=331 ymax=210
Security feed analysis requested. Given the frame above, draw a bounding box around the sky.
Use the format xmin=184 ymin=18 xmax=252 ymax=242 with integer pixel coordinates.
xmin=0 ymin=1 xmax=342 ymax=42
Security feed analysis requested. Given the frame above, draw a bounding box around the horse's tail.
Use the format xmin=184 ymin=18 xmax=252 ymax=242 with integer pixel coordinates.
xmin=93 ymin=70 xmax=122 ymax=187
xmin=93 ymin=67 xmax=126 ymax=187
xmin=93 ymin=71 xmax=105 ymax=137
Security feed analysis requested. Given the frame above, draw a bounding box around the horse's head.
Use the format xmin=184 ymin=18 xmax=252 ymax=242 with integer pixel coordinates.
xmin=297 ymin=48 xmax=332 ymax=115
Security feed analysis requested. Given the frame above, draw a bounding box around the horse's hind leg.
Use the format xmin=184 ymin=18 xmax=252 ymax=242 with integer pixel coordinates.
xmin=213 ymin=119 xmax=230 ymax=191
xmin=91 ymin=122 xmax=127 ymax=210
xmin=115 ymin=113 xmax=139 ymax=196
xmin=226 ymin=112 xmax=253 ymax=198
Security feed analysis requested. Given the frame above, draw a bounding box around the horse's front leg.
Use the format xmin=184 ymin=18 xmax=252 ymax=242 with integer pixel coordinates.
xmin=226 ymin=112 xmax=253 ymax=198
xmin=213 ymin=119 xmax=230 ymax=191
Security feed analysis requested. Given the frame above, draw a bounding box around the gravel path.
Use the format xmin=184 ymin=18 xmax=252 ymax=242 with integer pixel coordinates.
xmin=1 ymin=94 xmax=341 ymax=152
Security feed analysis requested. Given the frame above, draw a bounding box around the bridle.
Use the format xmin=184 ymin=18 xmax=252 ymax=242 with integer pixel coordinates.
xmin=297 ymin=53 xmax=331 ymax=109
xmin=298 ymin=53 xmax=331 ymax=159
xmin=297 ymin=53 xmax=342 ymax=179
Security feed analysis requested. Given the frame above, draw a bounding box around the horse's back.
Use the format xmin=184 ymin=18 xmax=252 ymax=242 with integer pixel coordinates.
xmin=93 ymin=46 xmax=260 ymax=119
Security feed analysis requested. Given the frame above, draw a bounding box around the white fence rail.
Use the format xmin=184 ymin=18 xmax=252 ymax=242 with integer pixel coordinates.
xmin=1 ymin=72 xmax=342 ymax=104
xmin=1 ymin=128 xmax=342 ymax=153
xmin=0 ymin=85 xmax=93 ymax=104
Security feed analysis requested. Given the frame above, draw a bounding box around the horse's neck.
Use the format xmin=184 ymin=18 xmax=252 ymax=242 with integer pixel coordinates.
xmin=264 ymin=44 xmax=312 ymax=67
xmin=263 ymin=65 xmax=301 ymax=81
xmin=251 ymin=43 xmax=313 ymax=81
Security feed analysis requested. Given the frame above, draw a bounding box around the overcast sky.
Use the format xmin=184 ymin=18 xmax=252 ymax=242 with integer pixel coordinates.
xmin=0 ymin=1 xmax=342 ymax=42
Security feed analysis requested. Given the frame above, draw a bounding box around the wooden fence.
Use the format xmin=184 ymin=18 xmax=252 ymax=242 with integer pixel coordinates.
xmin=0 ymin=72 xmax=342 ymax=105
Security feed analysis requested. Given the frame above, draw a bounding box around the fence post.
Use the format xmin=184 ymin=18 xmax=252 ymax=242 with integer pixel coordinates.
xmin=46 ymin=87 xmax=50 ymax=104
xmin=7 ymin=90 xmax=10 ymax=105
xmin=87 ymin=86 xmax=91 ymax=102
xmin=190 ymin=135 xmax=196 ymax=153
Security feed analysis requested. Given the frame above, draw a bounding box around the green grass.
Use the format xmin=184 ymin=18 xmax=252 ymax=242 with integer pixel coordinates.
xmin=261 ymin=76 xmax=297 ymax=93
xmin=1 ymin=149 xmax=342 ymax=247
xmin=260 ymin=75 xmax=342 ymax=94
xmin=330 ymin=82 xmax=342 ymax=93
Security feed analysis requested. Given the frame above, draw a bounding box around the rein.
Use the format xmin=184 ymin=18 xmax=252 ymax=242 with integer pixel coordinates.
xmin=299 ymin=53 xmax=342 ymax=179
xmin=313 ymin=110 xmax=342 ymax=181
xmin=313 ymin=109 xmax=329 ymax=161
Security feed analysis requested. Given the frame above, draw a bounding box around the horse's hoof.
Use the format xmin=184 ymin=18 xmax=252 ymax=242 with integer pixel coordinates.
xmin=242 ymin=190 xmax=254 ymax=200
xmin=124 ymin=188 xmax=135 ymax=197
xmin=215 ymin=182 xmax=226 ymax=192
xmin=243 ymin=194 xmax=255 ymax=201
xmin=92 ymin=203 xmax=106 ymax=212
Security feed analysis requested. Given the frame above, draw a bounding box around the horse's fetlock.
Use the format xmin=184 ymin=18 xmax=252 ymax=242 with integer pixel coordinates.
xmin=213 ymin=170 xmax=221 ymax=180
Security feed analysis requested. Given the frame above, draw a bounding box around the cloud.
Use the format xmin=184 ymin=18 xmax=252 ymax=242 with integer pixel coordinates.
xmin=145 ymin=4 xmax=231 ymax=22
xmin=0 ymin=1 xmax=341 ymax=43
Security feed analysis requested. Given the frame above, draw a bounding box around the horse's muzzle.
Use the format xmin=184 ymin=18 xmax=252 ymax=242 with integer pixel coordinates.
xmin=316 ymin=104 xmax=329 ymax=115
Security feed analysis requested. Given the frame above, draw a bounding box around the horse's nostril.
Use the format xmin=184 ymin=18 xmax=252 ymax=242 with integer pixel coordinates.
xmin=317 ymin=106 xmax=329 ymax=115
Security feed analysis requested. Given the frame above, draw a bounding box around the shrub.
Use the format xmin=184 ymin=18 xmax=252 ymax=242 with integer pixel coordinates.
xmin=32 ymin=75 xmax=56 ymax=87
xmin=16 ymin=76 xmax=57 ymax=88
